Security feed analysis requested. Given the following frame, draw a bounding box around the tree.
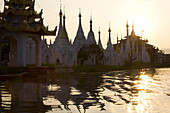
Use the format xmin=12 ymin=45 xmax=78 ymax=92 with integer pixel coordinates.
xmin=77 ymin=44 xmax=104 ymax=65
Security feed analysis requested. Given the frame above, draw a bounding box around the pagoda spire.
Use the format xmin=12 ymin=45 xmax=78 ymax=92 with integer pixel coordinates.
xmin=59 ymin=1 xmax=63 ymax=29
xmin=98 ymin=27 xmax=101 ymax=38
xmin=126 ymin=19 xmax=129 ymax=37
xmin=107 ymin=23 xmax=112 ymax=47
xmin=86 ymin=13 xmax=96 ymax=45
xmin=131 ymin=21 xmax=135 ymax=36
xmin=63 ymin=7 xmax=66 ymax=28
xmin=98 ymin=27 xmax=103 ymax=49
xmin=90 ymin=14 xmax=93 ymax=31
xmin=78 ymin=8 xmax=82 ymax=28
xmin=75 ymin=8 xmax=85 ymax=37
xmin=59 ymin=0 xmax=63 ymax=17
xmin=132 ymin=22 xmax=134 ymax=32
xmin=55 ymin=1 xmax=63 ymax=43
xmin=59 ymin=9 xmax=68 ymax=39
xmin=73 ymin=9 xmax=86 ymax=51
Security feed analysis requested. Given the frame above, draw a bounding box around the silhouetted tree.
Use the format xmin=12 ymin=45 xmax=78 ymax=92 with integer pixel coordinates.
xmin=77 ymin=44 xmax=104 ymax=65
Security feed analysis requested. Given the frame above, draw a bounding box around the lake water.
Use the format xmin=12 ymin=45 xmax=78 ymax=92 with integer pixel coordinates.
xmin=0 ymin=68 xmax=170 ymax=113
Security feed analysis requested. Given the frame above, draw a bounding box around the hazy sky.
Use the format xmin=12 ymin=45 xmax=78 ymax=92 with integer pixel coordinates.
xmin=0 ymin=0 xmax=170 ymax=50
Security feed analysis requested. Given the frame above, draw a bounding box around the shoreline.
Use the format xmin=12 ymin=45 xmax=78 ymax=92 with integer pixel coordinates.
xmin=0 ymin=63 xmax=170 ymax=76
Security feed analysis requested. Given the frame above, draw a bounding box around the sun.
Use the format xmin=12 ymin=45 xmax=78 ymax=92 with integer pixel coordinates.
xmin=132 ymin=16 xmax=150 ymax=37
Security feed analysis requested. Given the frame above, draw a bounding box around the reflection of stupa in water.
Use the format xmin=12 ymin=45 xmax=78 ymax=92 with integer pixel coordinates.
xmin=0 ymin=73 xmax=106 ymax=112
xmin=0 ymin=81 xmax=51 ymax=113
xmin=0 ymin=70 xmax=157 ymax=112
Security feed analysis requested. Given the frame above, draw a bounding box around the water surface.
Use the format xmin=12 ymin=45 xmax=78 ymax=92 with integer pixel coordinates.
xmin=0 ymin=68 xmax=170 ymax=113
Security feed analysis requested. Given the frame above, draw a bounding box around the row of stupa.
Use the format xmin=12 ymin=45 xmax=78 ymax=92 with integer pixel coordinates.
xmin=26 ymin=7 xmax=152 ymax=66
xmin=0 ymin=0 xmax=163 ymax=67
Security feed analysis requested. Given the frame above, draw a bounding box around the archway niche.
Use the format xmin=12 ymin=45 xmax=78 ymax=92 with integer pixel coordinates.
xmin=1 ymin=36 xmax=18 ymax=67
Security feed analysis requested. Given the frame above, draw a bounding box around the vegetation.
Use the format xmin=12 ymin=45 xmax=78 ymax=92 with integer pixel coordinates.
xmin=77 ymin=44 xmax=104 ymax=65
xmin=1 ymin=63 xmax=170 ymax=75
xmin=72 ymin=62 xmax=166 ymax=73
xmin=73 ymin=65 xmax=124 ymax=72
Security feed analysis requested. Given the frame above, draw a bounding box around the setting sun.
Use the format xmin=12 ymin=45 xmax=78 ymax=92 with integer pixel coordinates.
xmin=132 ymin=16 xmax=151 ymax=38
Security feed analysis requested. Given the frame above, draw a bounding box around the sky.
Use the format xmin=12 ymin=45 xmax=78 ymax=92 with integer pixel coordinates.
xmin=0 ymin=0 xmax=170 ymax=51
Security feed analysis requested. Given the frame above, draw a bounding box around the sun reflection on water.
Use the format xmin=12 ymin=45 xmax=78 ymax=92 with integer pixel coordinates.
xmin=1 ymin=69 xmax=170 ymax=113
xmin=127 ymin=71 xmax=154 ymax=113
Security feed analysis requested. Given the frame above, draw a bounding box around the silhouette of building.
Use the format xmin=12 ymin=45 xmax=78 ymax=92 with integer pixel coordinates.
xmin=73 ymin=9 xmax=86 ymax=52
xmin=26 ymin=7 xmax=161 ymax=66
xmin=0 ymin=0 xmax=57 ymax=67
xmin=103 ymin=25 xmax=117 ymax=65
xmin=114 ymin=21 xmax=150 ymax=65
xmin=41 ymin=8 xmax=77 ymax=66
xmin=0 ymin=1 xmax=164 ymax=67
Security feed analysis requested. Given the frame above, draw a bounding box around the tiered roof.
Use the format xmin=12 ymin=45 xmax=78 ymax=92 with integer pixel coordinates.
xmin=0 ymin=0 xmax=57 ymax=35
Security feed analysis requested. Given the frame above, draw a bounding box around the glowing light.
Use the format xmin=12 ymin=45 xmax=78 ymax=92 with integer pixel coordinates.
xmin=130 ymin=16 xmax=151 ymax=37
xmin=135 ymin=72 xmax=153 ymax=113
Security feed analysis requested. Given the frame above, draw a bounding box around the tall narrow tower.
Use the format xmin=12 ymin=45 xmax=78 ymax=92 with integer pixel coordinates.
xmin=90 ymin=16 xmax=93 ymax=32
xmin=86 ymin=15 xmax=96 ymax=45
xmin=107 ymin=23 xmax=112 ymax=47
xmin=131 ymin=21 xmax=135 ymax=36
xmin=126 ymin=20 xmax=129 ymax=37
xmin=98 ymin=27 xmax=103 ymax=50
xmin=54 ymin=1 xmax=63 ymax=44
xmin=73 ymin=8 xmax=86 ymax=52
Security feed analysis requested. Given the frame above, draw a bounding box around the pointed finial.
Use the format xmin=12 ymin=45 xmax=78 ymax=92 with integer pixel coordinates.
xmin=131 ymin=20 xmax=135 ymax=36
xmin=79 ymin=8 xmax=81 ymax=17
xmin=62 ymin=6 xmax=66 ymax=28
xmin=126 ymin=19 xmax=129 ymax=28
xmin=79 ymin=8 xmax=81 ymax=14
xmin=59 ymin=0 xmax=62 ymax=16
xmin=108 ymin=22 xmax=111 ymax=32
xmin=60 ymin=0 xmax=62 ymax=10
xmin=90 ymin=9 xmax=92 ymax=21
xmin=63 ymin=6 xmax=66 ymax=21
xmin=126 ymin=19 xmax=129 ymax=36
xmin=98 ymin=27 xmax=101 ymax=34
xmin=90 ymin=12 xmax=93 ymax=31
xmin=63 ymin=6 xmax=65 ymax=16
xmin=132 ymin=20 xmax=134 ymax=31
